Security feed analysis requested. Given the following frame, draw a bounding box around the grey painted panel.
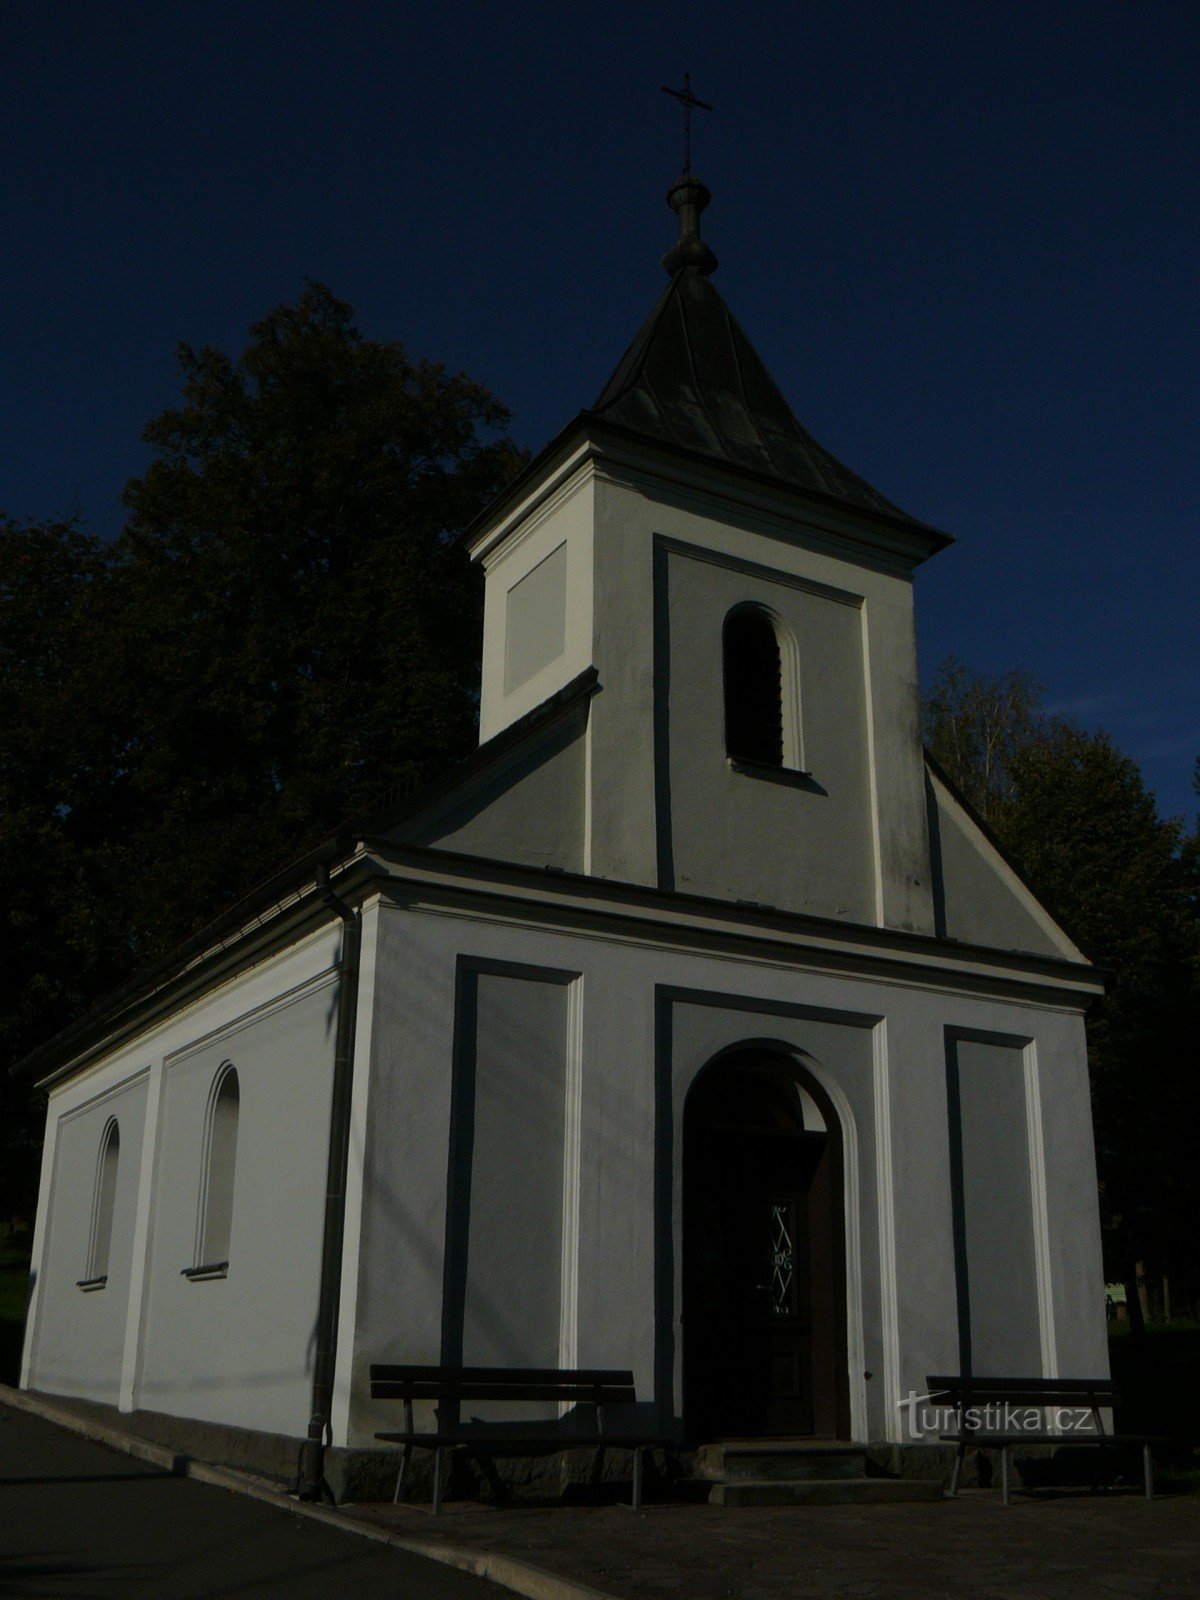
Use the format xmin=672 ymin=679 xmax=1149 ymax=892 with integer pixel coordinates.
xmin=929 ymin=781 xmax=1063 ymax=958
xmin=661 ymin=549 xmax=875 ymax=920
xmin=946 ymin=1036 xmax=1041 ymax=1375
xmin=402 ymin=707 xmax=586 ymax=871
xmin=447 ymin=969 xmax=568 ymax=1377
xmin=137 ymin=984 xmax=336 ymax=1435
xmin=30 ymin=1079 xmax=148 ymax=1403
xmin=504 ymin=541 xmax=567 ymax=692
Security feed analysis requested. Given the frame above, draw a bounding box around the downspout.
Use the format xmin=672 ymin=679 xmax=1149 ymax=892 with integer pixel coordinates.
xmin=295 ymin=864 xmax=361 ymax=1502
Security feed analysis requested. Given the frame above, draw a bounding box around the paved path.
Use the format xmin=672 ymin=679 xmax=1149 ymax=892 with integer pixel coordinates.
xmin=0 ymin=1403 xmax=500 ymax=1600
xmin=6 ymin=1393 xmax=1200 ymax=1600
xmin=349 ymin=1488 xmax=1200 ymax=1599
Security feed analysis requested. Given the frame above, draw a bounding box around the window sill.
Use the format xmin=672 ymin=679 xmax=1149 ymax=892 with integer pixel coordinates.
xmin=181 ymin=1262 xmax=228 ymax=1282
xmin=727 ymin=756 xmax=824 ymax=793
xmin=76 ymin=1275 xmax=108 ymax=1292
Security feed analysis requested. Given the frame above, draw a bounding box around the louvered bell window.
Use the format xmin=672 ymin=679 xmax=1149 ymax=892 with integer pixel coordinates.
xmin=724 ymin=608 xmax=784 ymax=766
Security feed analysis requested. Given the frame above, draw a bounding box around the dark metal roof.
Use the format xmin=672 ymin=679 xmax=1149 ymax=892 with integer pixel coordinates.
xmin=588 ymin=263 xmax=928 ymax=528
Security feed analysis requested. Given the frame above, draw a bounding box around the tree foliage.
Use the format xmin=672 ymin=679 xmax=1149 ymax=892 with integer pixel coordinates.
xmin=112 ymin=283 xmax=525 ymax=948
xmin=1 ymin=285 xmax=525 ymax=1217
xmin=925 ymin=660 xmax=1200 ymax=1298
xmin=922 ymin=658 xmax=1050 ymax=824
xmin=0 ymin=517 xmax=130 ymax=1219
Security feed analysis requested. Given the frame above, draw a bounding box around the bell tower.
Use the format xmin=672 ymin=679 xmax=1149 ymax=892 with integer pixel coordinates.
xmin=464 ymin=177 xmax=952 ymax=933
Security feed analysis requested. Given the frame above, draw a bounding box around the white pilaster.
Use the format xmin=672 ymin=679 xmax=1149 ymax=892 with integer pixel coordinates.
xmin=119 ymin=1058 xmax=164 ymax=1411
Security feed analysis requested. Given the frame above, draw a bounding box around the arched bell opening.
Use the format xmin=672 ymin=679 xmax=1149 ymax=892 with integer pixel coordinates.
xmin=682 ymin=1047 xmax=849 ymax=1441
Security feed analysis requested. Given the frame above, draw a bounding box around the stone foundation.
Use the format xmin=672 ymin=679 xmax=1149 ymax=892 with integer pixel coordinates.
xmin=25 ymin=1394 xmax=1149 ymax=1505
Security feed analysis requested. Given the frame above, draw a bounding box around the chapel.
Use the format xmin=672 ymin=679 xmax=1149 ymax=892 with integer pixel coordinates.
xmin=20 ymin=172 xmax=1108 ymax=1498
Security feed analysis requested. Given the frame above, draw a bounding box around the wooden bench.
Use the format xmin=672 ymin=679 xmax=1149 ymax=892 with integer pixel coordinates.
xmin=369 ymin=1364 xmax=671 ymax=1513
xmin=926 ymin=1375 xmax=1165 ymax=1504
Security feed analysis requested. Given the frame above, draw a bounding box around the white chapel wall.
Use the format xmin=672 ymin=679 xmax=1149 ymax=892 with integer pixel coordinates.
xmin=134 ymin=979 xmax=336 ymax=1433
xmin=27 ymin=1075 xmax=148 ymax=1404
xmin=345 ymin=896 xmax=1106 ymax=1449
xmin=23 ymin=923 xmax=342 ymax=1439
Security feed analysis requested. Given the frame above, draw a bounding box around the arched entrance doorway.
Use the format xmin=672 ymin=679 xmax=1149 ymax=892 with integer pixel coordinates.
xmin=683 ymin=1048 xmax=850 ymax=1440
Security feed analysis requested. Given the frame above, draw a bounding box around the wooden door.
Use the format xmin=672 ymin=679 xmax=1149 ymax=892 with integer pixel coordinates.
xmin=683 ymin=1058 xmax=845 ymax=1440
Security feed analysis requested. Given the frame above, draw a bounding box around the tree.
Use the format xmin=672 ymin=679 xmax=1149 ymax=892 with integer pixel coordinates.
xmin=106 ymin=281 xmax=526 ymax=953
xmin=921 ymin=657 xmax=1051 ymax=823
xmin=925 ymin=661 xmax=1200 ymax=1313
xmin=1 ymin=286 xmax=525 ymax=1221
xmin=0 ymin=518 xmax=128 ymax=1220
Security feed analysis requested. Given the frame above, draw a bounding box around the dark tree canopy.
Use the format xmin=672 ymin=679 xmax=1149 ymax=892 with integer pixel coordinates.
xmin=0 ymin=517 xmax=131 ymax=1219
xmin=110 ymin=283 xmax=525 ymax=946
xmin=1 ymin=286 xmax=525 ymax=1218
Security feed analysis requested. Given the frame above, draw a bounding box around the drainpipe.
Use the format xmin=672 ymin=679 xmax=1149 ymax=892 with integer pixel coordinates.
xmin=295 ymin=864 xmax=361 ymax=1503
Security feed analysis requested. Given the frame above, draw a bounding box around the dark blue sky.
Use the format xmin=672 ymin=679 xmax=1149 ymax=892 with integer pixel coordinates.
xmin=4 ymin=1 xmax=1197 ymax=821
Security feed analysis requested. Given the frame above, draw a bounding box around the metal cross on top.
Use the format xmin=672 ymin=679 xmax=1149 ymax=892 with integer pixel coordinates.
xmin=661 ymin=73 xmax=713 ymax=175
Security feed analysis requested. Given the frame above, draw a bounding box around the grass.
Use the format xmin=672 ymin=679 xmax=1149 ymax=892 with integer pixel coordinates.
xmin=1109 ymin=1317 xmax=1200 ymax=1337
xmin=1157 ymin=1469 xmax=1200 ymax=1495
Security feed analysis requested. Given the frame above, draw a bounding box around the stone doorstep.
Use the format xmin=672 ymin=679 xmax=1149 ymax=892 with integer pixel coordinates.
xmin=690 ymin=1440 xmax=943 ymax=1506
xmin=693 ymin=1439 xmax=869 ymax=1482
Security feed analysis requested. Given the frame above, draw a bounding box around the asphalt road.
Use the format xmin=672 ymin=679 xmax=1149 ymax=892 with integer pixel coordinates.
xmin=0 ymin=1403 xmax=501 ymax=1600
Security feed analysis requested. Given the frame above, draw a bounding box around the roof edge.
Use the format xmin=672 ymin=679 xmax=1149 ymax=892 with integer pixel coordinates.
xmin=463 ymin=411 xmax=955 ymax=566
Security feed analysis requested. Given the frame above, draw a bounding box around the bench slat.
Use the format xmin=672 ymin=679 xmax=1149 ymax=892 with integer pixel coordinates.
xmin=370 ymin=1364 xmax=631 ymax=1386
xmin=372 ymin=1381 xmax=636 ymax=1404
xmin=376 ymin=1431 xmax=674 ymax=1448
xmin=926 ymin=1375 xmax=1119 ymax=1407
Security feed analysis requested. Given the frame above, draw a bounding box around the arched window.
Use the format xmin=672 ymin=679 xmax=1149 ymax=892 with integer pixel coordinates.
xmin=724 ymin=606 xmax=789 ymax=767
xmin=195 ymin=1065 xmax=239 ymax=1272
xmin=85 ymin=1117 xmax=120 ymax=1286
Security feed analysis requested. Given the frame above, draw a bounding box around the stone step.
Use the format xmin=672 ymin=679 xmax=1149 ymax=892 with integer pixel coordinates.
xmin=694 ymin=1440 xmax=867 ymax=1483
xmin=708 ymin=1477 xmax=944 ymax=1507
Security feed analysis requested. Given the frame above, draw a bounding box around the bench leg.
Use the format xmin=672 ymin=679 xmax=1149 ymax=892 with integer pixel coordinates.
xmin=393 ymin=1443 xmax=412 ymax=1505
xmin=432 ymin=1446 xmax=446 ymax=1516
xmin=1143 ymin=1442 xmax=1154 ymax=1501
xmin=948 ymin=1443 xmax=966 ymax=1497
xmin=1001 ymin=1444 xmax=1011 ymax=1506
xmin=632 ymin=1446 xmax=643 ymax=1512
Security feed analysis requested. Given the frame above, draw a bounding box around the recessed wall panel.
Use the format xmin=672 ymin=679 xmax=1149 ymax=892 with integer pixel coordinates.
xmin=449 ymin=967 xmax=569 ymax=1370
xmin=504 ymin=542 xmax=567 ymax=693
xmin=946 ymin=1034 xmax=1041 ymax=1374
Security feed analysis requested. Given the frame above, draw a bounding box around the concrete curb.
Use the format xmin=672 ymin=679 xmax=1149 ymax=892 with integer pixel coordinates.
xmin=0 ymin=1383 xmax=618 ymax=1600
